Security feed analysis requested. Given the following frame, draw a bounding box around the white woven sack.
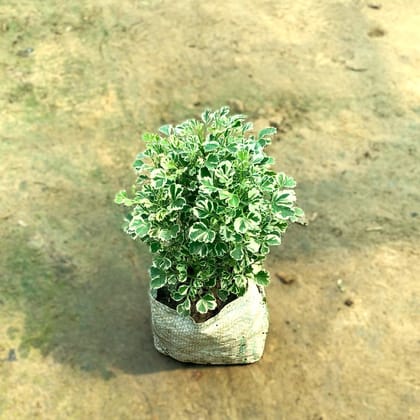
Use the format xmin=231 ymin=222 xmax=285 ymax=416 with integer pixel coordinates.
xmin=150 ymin=281 xmax=269 ymax=364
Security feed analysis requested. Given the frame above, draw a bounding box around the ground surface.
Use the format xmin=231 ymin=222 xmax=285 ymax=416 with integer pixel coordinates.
xmin=0 ymin=1 xmax=419 ymax=419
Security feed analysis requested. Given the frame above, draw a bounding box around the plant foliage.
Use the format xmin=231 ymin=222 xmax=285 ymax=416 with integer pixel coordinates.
xmin=115 ymin=107 xmax=304 ymax=317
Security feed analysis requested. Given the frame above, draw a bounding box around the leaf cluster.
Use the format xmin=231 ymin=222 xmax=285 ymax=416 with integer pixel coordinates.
xmin=115 ymin=107 xmax=304 ymax=317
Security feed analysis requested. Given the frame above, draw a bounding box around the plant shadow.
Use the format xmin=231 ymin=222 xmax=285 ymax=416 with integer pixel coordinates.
xmin=6 ymin=224 xmax=185 ymax=378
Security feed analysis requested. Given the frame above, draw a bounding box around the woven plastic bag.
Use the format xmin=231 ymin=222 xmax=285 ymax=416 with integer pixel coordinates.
xmin=150 ymin=281 xmax=269 ymax=364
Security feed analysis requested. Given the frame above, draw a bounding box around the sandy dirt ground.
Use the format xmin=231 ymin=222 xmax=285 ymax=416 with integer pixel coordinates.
xmin=0 ymin=0 xmax=419 ymax=419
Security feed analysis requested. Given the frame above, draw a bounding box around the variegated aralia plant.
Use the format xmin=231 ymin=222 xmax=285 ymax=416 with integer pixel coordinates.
xmin=115 ymin=107 xmax=303 ymax=318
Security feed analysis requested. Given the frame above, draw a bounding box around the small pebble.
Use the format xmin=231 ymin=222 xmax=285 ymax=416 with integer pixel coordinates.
xmin=344 ymin=298 xmax=354 ymax=307
xmin=16 ymin=47 xmax=34 ymax=57
xmin=275 ymin=272 xmax=296 ymax=285
xmin=7 ymin=349 xmax=17 ymax=362
xmin=368 ymin=27 xmax=386 ymax=38
xmin=367 ymin=2 xmax=382 ymax=9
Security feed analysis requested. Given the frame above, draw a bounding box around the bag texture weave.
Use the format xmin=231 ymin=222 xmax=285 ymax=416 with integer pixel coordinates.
xmin=150 ymin=281 xmax=269 ymax=364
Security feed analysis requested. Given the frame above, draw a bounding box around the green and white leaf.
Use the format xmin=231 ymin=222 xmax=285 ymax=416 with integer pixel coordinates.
xmin=217 ymin=289 xmax=229 ymax=301
xmin=277 ymin=173 xmax=296 ymax=188
xmin=214 ymin=242 xmax=229 ymax=257
xmin=246 ymin=238 xmax=260 ymax=253
xmin=189 ymin=222 xmax=216 ymax=243
xmin=130 ymin=217 xmax=151 ymax=238
xmin=254 ymin=270 xmax=270 ymax=286
xmin=258 ymin=127 xmax=277 ymax=139
xmin=265 ymin=233 xmax=282 ymax=246
xmin=199 ymin=177 xmax=218 ymax=194
xmin=203 ymin=141 xmax=219 ymax=152
xmin=219 ymin=225 xmax=236 ymax=242
xmin=234 ymin=217 xmax=258 ymax=234
xmin=149 ymin=267 xmax=167 ymax=289
xmin=196 ymin=293 xmax=217 ymax=314
xmin=193 ymin=199 xmax=214 ymax=219
xmin=176 ymin=298 xmax=191 ymax=316
xmin=114 ymin=190 xmax=134 ymax=206
xmin=153 ymin=256 xmax=171 ymax=270
xmin=189 ymin=241 xmax=209 ymax=257
xmin=150 ymin=169 xmax=167 ymax=188
xmin=205 ymin=154 xmax=219 ymax=169
xmin=158 ymin=124 xmax=172 ymax=136
xmin=157 ymin=224 xmax=180 ymax=241
xmin=230 ymin=245 xmax=244 ymax=261
xmin=214 ymin=161 xmax=234 ymax=184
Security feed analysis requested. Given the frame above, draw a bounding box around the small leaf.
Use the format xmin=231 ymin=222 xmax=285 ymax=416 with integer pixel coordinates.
xmin=203 ymin=141 xmax=219 ymax=152
xmin=234 ymin=217 xmax=257 ymax=234
xmin=273 ymin=206 xmax=295 ymax=219
xmin=248 ymin=211 xmax=262 ymax=225
xmin=114 ymin=190 xmax=134 ymax=206
xmin=246 ymin=238 xmax=260 ymax=253
xmin=176 ymin=298 xmax=191 ymax=316
xmin=230 ymin=245 xmax=244 ymax=261
xmin=237 ymin=149 xmax=250 ymax=162
xmin=214 ymin=242 xmax=228 ymax=257
xmin=150 ymin=169 xmax=166 ymax=188
xmin=294 ymin=207 xmax=305 ymax=218
xmin=218 ymin=189 xmax=231 ymax=200
xmin=242 ymin=121 xmax=253 ymax=132
xmin=189 ymin=222 xmax=216 ymax=243
xmin=166 ymin=274 xmax=177 ymax=285
xmin=158 ymin=124 xmax=172 ymax=136
xmin=196 ymin=299 xmax=208 ymax=314
xmin=226 ymin=143 xmax=239 ymax=153
xmin=189 ymin=241 xmax=209 ymax=257
xmin=203 ymin=293 xmax=217 ymax=309
xmin=214 ymin=161 xmax=234 ymax=184
xmin=142 ymin=132 xmax=159 ymax=143
xmin=133 ymin=158 xmax=145 ymax=171
xmin=193 ymin=199 xmax=214 ymax=219
xmin=272 ymin=190 xmax=296 ymax=205
xmin=171 ymin=291 xmax=184 ymax=302
xmin=255 ymin=270 xmax=270 ymax=286
xmin=260 ymin=175 xmax=276 ymax=191
xmin=176 ymin=264 xmax=188 ymax=283
xmin=169 ymin=183 xmax=183 ymax=200
xmin=157 ymin=224 xmax=180 ymax=241
xmin=277 ymin=173 xmax=296 ymax=188
xmin=219 ymin=225 xmax=236 ymax=242
xmin=205 ymin=154 xmax=219 ymax=169
xmin=201 ymin=109 xmax=211 ymax=124
xmin=199 ymin=177 xmax=218 ymax=193
xmin=153 ymin=257 xmax=171 ymax=270
xmin=228 ymin=194 xmax=240 ymax=208
xmin=196 ymin=293 xmax=217 ymax=314
xmin=217 ymin=289 xmax=229 ymax=301
xmin=178 ymin=285 xmax=189 ymax=295
xmin=234 ymin=275 xmax=246 ymax=289
xmin=169 ymin=224 xmax=180 ymax=237
xmin=234 ymin=217 xmax=247 ymax=234
xmin=247 ymin=188 xmax=260 ymax=201
xmin=149 ymin=241 xmax=161 ymax=253
xmin=260 ymin=243 xmax=270 ymax=256
xmin=149 ymin=267 xmax=166 ymax=289
xmin=170 ymin=197 xmax=186 ymax=211
xmin=131 ymin=218 xmax=150 ymax=238
xmin=258 ymin=127 xmax=277 ymax=139
xmin=266 ymin=233 xmax=282 ymax=246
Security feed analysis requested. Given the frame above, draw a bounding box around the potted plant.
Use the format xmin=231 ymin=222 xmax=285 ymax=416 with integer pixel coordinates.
xmin=115 ymin=106 xmax=304 ymax=364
